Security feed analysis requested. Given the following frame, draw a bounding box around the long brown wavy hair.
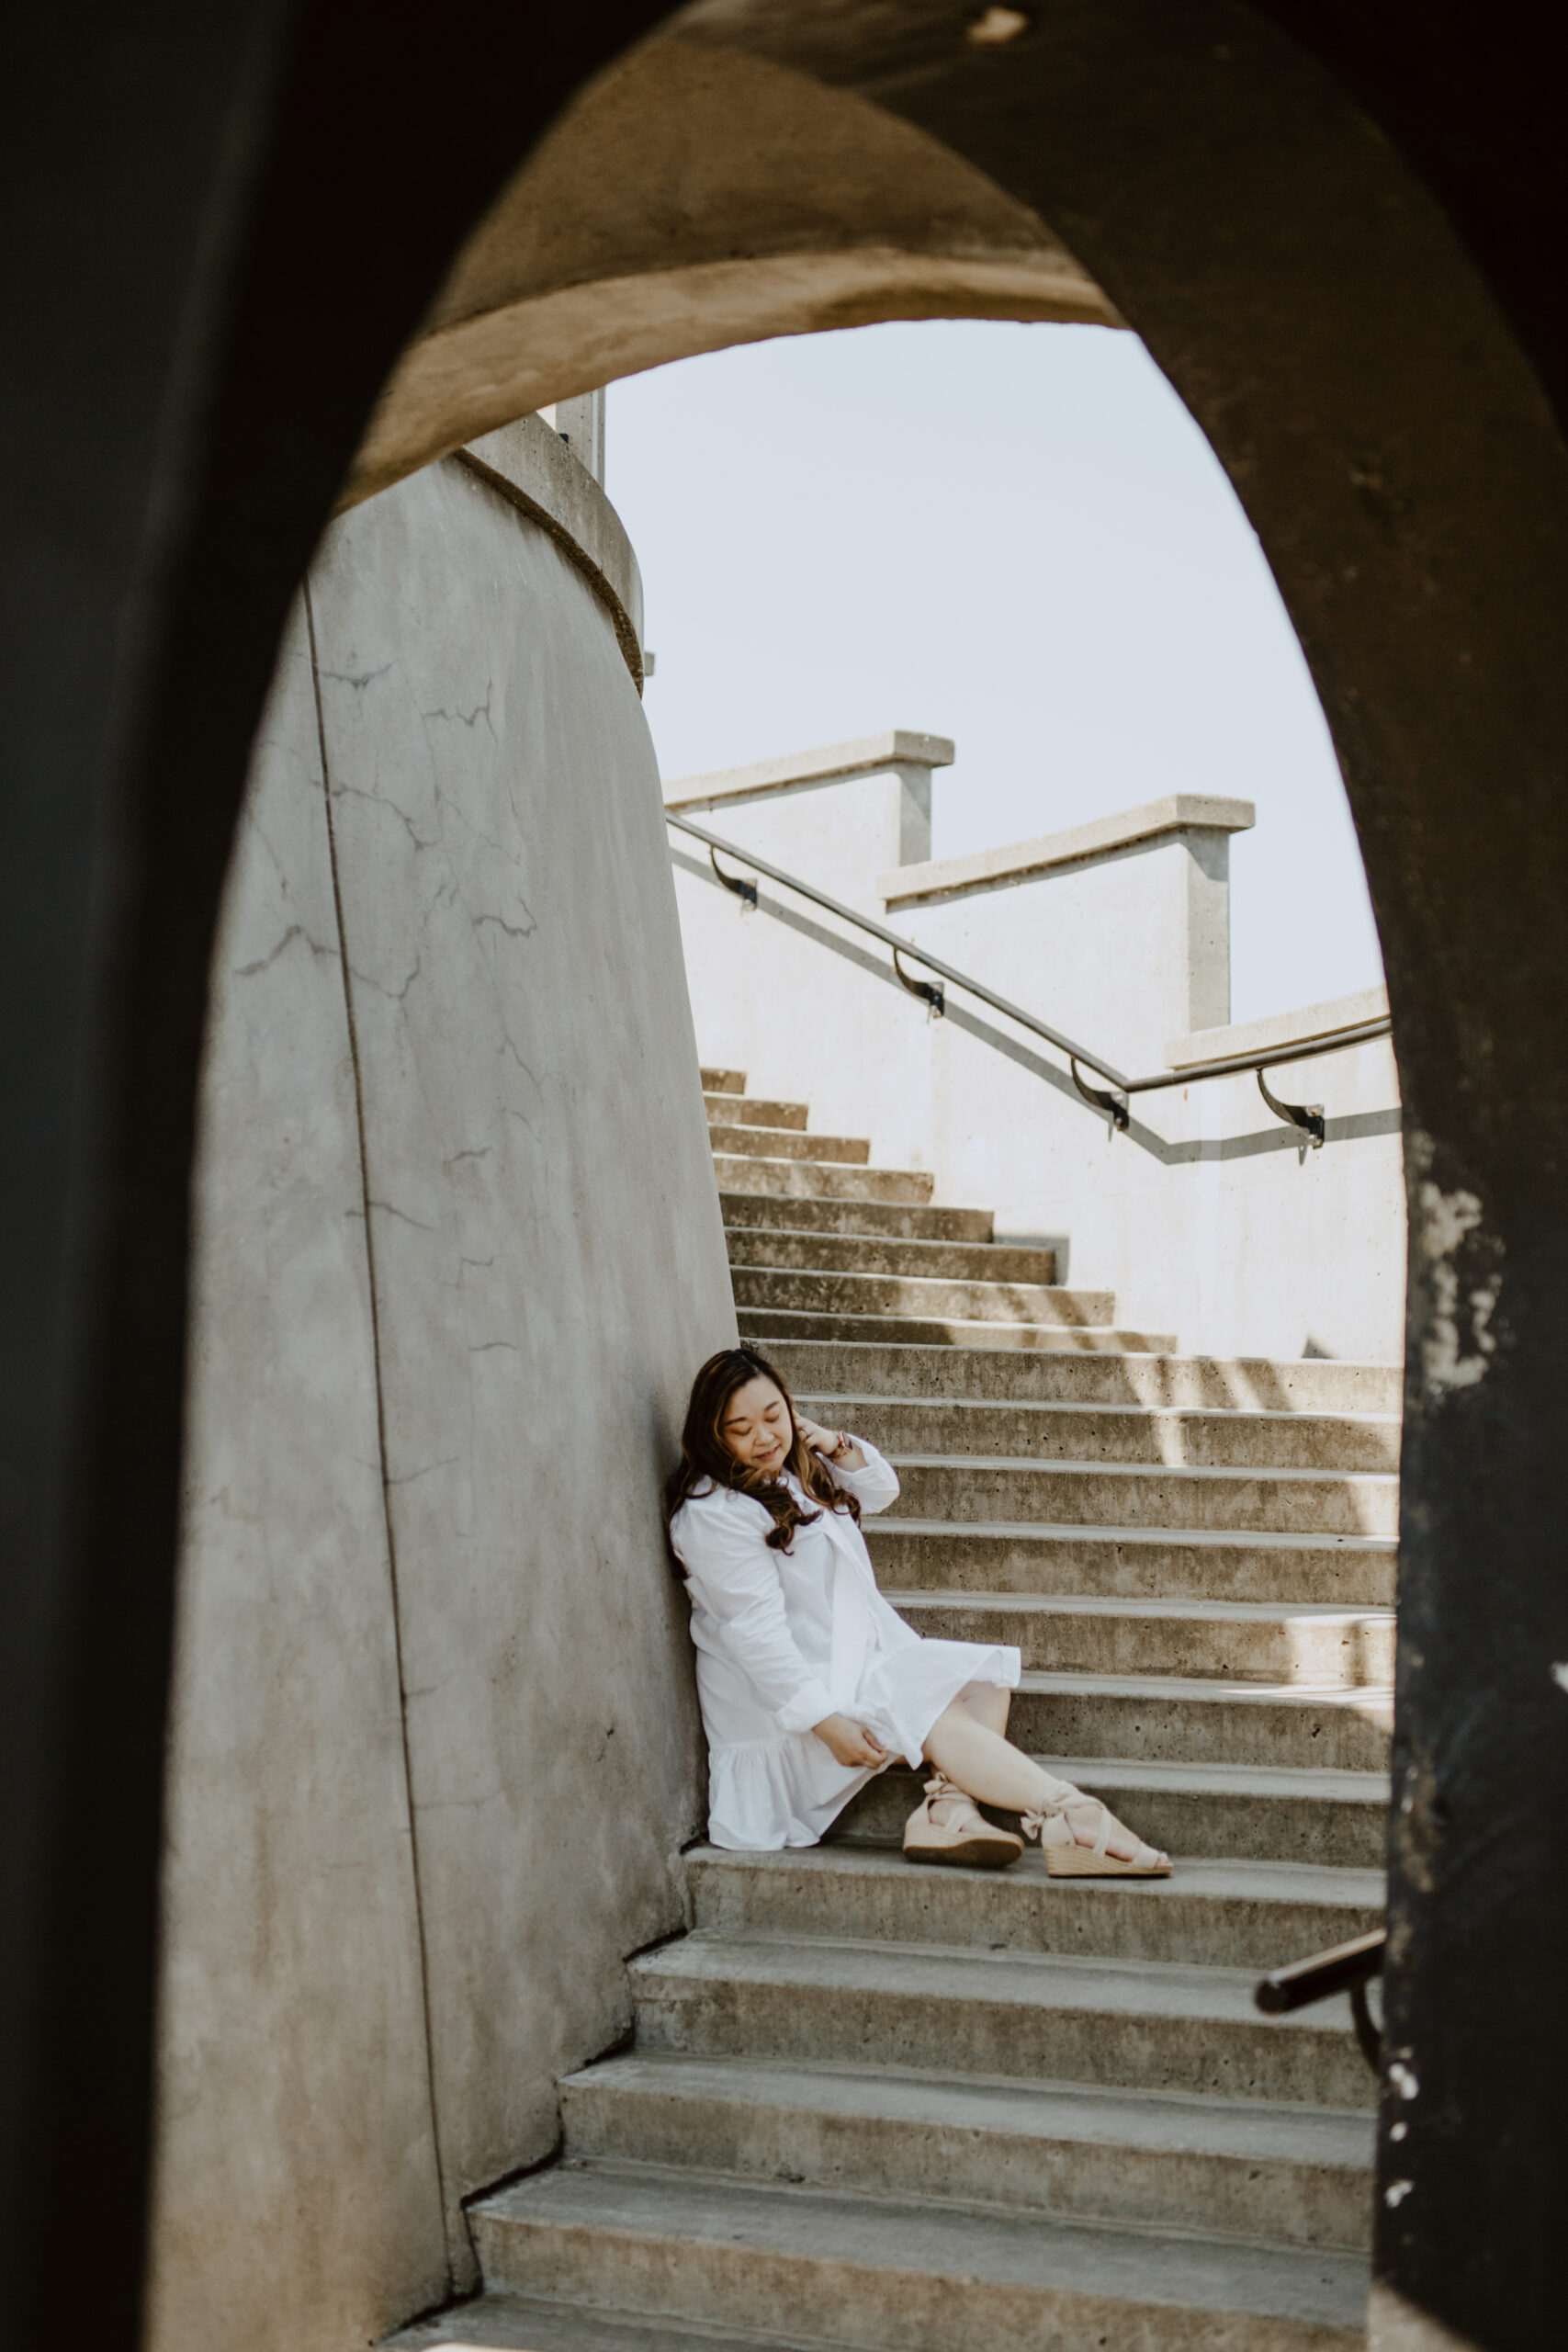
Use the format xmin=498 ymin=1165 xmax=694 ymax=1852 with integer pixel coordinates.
xmin=665 ymin=1346 xmax=861 ymax=1563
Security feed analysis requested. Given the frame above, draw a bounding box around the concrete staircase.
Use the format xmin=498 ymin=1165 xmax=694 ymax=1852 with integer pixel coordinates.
xmin=395 ymin=1072 xmax=1395 ymax=2352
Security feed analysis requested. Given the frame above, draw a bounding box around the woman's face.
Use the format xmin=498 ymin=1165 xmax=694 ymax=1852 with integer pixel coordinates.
xmin=719 ymin=1374 xmax=793 ymax=1476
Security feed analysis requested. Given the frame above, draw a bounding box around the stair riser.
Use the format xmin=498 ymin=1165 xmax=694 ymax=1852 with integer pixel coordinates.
xmin=761 ymin=1340 xmax=1404 ymax=1416
xmin=722 ymin=1193 xmax=993 ymax=1242
xmin=889 ymin=1461 xmax=1399 ymax=1536
xmin=893 ymin=1597 xmax=1396 ymax=1685
xmin=833 ymin=1768 xmax=1389 ymax=1870
xmin=1009 ymin=1688 xmax=1392 ymax=1772
xmin=728 ymin=1233 xmax=1059 ymax=1283
xmin=740 ymin=1309 xmax=1171 ymax=1350
xmin=559 ymin=2077 xmax=1373 ymax=2252
xmin=815 ymin=1398 xmax=1399 ymax=1474
xmin=472 ymin=2208 xmax=1366 ymax=2352
xmin=711 ymin=1125 xmax=868 ymax=1163
xmin=733 ymin=1269 xmax=1111 ymax=1323
xmin=684 ymin=1858 xmax=1382 ymax=1972
xmin=630 ymin=1967 xmax=1375 ymax=2110
xmin=717 ymin=1159 xmax=933 ymax=1203
xmin=705 ymin=1094 xmax=808 ymax=1128
xmin=868 ymin=1525 xmax=1396 ymax=1607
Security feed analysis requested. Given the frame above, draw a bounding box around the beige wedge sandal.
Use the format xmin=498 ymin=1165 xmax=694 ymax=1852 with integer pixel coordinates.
xmin=1022 ymin=1785 xmax=1171 ymax=1878
xmin=903 ymin=1772 xmax=1025 ymax=1870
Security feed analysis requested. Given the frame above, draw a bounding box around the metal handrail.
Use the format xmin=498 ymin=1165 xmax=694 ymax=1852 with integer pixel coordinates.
xmin=668 ymin=809 xmax=1392 ymax=1140
xmin=1255 ymin=1927 xmax=1385 ymax=2073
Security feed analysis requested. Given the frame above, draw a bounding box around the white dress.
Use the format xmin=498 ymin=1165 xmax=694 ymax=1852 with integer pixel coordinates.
xmin=670 ymin=1438 xmax=1021 ymax=1850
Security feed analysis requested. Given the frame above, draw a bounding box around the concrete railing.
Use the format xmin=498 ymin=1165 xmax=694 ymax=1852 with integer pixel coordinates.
xmin=668 ymin=734 xmax=1405 ymax=1363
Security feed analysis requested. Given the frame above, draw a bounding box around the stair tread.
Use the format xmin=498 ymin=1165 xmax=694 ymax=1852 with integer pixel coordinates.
xmin=1041 ymin=1752 xmax=1391 ymax=1801
xmin=1019 ymin=1666 xmax=1392 ymax=1706
xmin=742 ymin=1313 xmax=1178 ymax=1350
xmin=474 ymin=2159 xmax=1371 ymax=2329
xmin=809 ymin=1391 xmax=1400 ymax=1428
xmin=878 ymin=1515 xmax=1395 ymax=1549
xmin=764 ymin=1339 xmax=1404 ymax=1412
xmin=686 ymin=1843 xmax=1385 ymax=1911
xmin=713 ymin=1134 xmax=872 ymax=1157
xmin=634 ymin=1925 xmax=1365 ymax=2027
xmin=886 ymin=1588 xmax=1394 ymax=1624
xmin=889 ymin=1449 xmax=1394 ymax=1485
xmin=394 ymin=2286 xmax=832 ymax=2351
xmin=565 ymin=2048 xmax=1378 ymax=2169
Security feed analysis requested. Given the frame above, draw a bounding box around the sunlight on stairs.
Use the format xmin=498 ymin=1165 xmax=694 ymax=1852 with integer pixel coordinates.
xmin=393 ymin=1070 xmax=1395 ymax=2352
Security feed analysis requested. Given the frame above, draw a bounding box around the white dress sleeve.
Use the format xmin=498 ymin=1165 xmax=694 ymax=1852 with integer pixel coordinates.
xmin=672 ymin=1494 xmax=835 ymax=1736
xmin=820 ymin=1435 xmax=900 ymax=1516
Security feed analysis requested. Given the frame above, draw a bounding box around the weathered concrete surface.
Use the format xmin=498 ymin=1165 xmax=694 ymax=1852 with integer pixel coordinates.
xmin=147 ymin=611 xmax=448 ymax=2352
xmin=348 ymin=38 xmax=1119 ymax=505
xmin=308 ymin=451 xmax=734 ymax=2257
xmin=458 ymin=411 xmax=644 ymax=685
xmin=149 ymin=454 xmax=734 ymax=2345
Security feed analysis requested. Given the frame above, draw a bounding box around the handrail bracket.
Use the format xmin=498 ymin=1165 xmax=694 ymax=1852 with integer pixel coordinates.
xmin=709 ymin=844 xmax=758 ymax=910
xmin=892 ymin=946 xmax=944 ymax=1017
xmin=670 ymin=809 xmax=1388 ymax=1144
xmin=1071 ymin=1057 xmax=1130 ymax=1132
xmin=1257 ymin=1066 xmax=1325 ymax=1148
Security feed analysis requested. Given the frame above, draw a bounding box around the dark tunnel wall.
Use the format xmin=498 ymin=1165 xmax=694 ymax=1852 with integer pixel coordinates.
xmin=2 ymin=5 xmax=1565 ymax=2347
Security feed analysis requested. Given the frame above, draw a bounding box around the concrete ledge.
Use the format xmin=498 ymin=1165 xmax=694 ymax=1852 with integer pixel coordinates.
xmin=1164 ymin=986 xmax=1391 ymax=1072
xmin=880 ymin=794 xmax=1257 ymax=908
xmin=665 ymin=729 xmax=955 ymax=810
xmin=457 ymin=413 xmax=645 ymax=689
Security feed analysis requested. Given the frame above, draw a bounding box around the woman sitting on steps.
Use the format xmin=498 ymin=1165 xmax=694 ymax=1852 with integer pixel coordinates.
xmin=667 ymin=1346 xmax=1169 ymax=1876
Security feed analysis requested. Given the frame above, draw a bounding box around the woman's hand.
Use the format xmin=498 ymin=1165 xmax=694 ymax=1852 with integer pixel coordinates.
xmin=795 ymin=1413 xmax=865 ymax=1471
xmin=812 ymin=1713 xmax=889 ymax=1769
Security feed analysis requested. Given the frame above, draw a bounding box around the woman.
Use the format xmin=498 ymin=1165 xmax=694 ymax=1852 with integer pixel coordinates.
xmin=667 ymin=1346 xmax=1169 ymax=1875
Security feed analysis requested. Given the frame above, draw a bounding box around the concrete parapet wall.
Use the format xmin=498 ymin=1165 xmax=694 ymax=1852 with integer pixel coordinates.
xmin=671 ymin=752 xmax=1404 ymax=1364
xmin=149 ymin=454 xmax=733 ymax=2352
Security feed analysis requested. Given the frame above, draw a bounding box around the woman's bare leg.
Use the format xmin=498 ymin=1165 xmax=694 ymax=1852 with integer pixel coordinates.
xmin=960 ymin=1682 xmax=1010 ymax=1736
xmin=922 ymin=1701 xmax=1155 ymax=1866
xmin=923 ymin=1701 xmax=1060 ymax=1814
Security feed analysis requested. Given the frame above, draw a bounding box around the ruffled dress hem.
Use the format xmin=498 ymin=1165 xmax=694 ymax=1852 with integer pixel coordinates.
xmin=705 ymin=1637 xmax=1021 ymax=1853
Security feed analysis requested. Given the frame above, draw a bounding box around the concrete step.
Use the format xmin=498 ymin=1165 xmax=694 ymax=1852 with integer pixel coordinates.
xmin=867 ymin=1519 xmax=1396 ymax=1607
xmin=699 ymin=1066 xmax=746 ymax=1094
xmin=811 ymin=1395 xmax=1400 ymax=1474
xmin=722 ymin=1192 xmax=993 ymax=1244
xmin=471 ymin=2160 xmax=1371 ymax=2349
xmin=733 ymin=1267 xmax=1111 ymax=1326
xmin=728 ymin=1228 xmax=1058 ymax=1285
xmin=717 ymin=1158 xmax=934 ymax=1204
xmin=887 ymin=1589 xmax=1396 ymax=1685
xmin=391 ymin=2286 xmax=828 ymax=2351
xmin=761 ymin=1339 xmax=1404 ymax=1416
xmin=630 ymin=1931 xmax=1375 ymax=2109
xmin=706 ymin=1092 xmax=810 ymax=1129
xmin=740 ymin=1308 xmax=1172 ymax=1351
xmin=1004 ymin=1671 xmax=1392 ymax=1771
xmin=711 ymin=1124 xmax=870 ymax=1165
xmin=560 ymin=2051 xmax=1376 ymax=2252
xmin=886 ymin=1453 xmax=1399 ymax=1536
xmin=831 ymin=1752 xmax=1391 ymax=1871
xmin=684 ymin=1847 xmax=1384 ymax=1973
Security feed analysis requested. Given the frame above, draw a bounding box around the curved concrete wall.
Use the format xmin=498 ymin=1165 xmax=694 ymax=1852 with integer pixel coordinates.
xmin=147 ymin=451 xmax=735 ymax=2352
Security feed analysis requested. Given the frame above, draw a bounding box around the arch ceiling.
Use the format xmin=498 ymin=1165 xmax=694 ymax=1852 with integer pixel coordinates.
xmin=343 ymin=26 xmax=1122 ymax=508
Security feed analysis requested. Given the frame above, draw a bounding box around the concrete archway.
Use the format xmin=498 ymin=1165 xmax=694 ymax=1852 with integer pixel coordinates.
xmin=3 ymin=6 xmax=1562 ymax=2349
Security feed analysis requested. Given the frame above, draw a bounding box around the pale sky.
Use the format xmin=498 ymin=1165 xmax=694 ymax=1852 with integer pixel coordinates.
xmin=607 ymin=319 xmax=1384 ymax=1028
